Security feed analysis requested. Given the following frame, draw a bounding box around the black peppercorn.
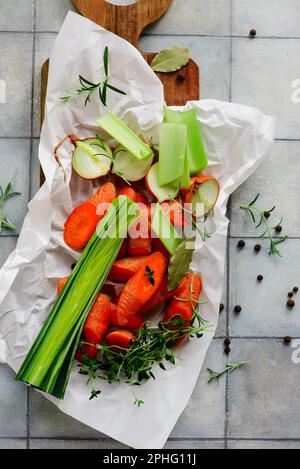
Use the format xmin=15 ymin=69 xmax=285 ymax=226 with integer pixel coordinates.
xmin=176 ymin=73 xmax=186 ymax=83
xmin=254 ymin=244 xmax=261 ymax=252
xmin=224 ymin=337 xmax=231 ymax=347
xmin=288 ymin=292 xmax=294 ymax=298
xmin=249 ymin=29 xmax=257 ymax=37
xmin=283 ymin=336 xmax=292 ymax=345
xmin=224 ymin=346 xmax=231 ymax=355
xmin=257 ymin=275 xmax=263 ymax=282
xmin=71 ymin=263 xmax=77 ymax=270
xmin=234 ymin=305 xmax=242 ymax=314
xmin=264 ymin=211 xmax=271 ymax=219
xmin=275 ymin=225 xmax=283 ymax=233
xmin=293 ymin=287 xmax=299 ymax=293
xmin=238 ymin=240 xmax=245 ymax=248
xmin=219 ymin=303 xmax=225 ymax=312
xmin=287 ymin=299 xmax=295 ymax=308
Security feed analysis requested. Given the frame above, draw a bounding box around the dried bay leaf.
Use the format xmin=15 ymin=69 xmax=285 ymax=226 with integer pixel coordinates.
xmin=167 ymin=237 xmax=196 ymax=291
xmin=151 ymin=45 xmax=190 ymax=73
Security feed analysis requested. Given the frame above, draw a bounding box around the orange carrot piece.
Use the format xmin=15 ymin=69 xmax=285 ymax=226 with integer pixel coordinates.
xmin=128 ymin=237 xmax=152 ymax=256
xmin=64 ymin=202 xmax=99 ymax=251
xmin=89 ymin=182 xmax=116 ymax=208
xmin=151 ymin=238 xmax=170 ymax=259
xmin=164 ymin=273 xmax=202 ymax=325
xmin=106 ymin=330 xmax=136 ymax=352
xmin=117 ymin=239 xmax=128 ymax=259
xmin=57 ymin=276 xmax=69 ymax=295
xmin=83 ymin=293 xmax=111 ymax=344
xmin=118 ymin=186 xmax=137 ymax=202
xmin=108 ymin=256 xmax=149 ymax=283
xmin=117 ymin=252 xmax=167 ymax=325
xmin=110 ymin=304 xmax=145 ymax=329
xmin=135 ymin=192 xmax=148 ymax=205
xmin=142 ymin=276 xmax=174 ymax=313
xmin=75 ymin=343 xmax=98 ymax=362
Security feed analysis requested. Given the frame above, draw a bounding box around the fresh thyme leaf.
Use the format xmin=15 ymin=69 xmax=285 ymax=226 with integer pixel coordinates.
xmin=89 ymin=388 xmax=102 ymax=401
xmin=207 ymin=361 xmax=249 ymax=383
xmin=240 ymin=194 xmax=287 ymax=257
xmin=0 ymin=182 xmax=21 ymax=234
xmin=144 ymin=265 xmax=155 ymax=286
xmin=60 ymin=46 xmax=127 ymax=107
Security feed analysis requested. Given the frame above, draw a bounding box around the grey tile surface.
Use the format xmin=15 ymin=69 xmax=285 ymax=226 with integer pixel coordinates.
xmin=229 ymin=239 xmax=300 ymax=337
xmin=36 ymin=0 xmax=76 ymax=32
xmin=228 ymin=439 xmax=300 ymax=449
xmin=29 ymin=438 xmax=128 ymax=449
xmin=30 ymin=139 xmax=41 ymax=198
xmin=0 ymin=139 xmax=30 ymax=235
xmin=0 ymin=438 xmax=27 ymax=449
xmin=0 ymin=0 xmax=33 ymax=32
xmin=140 ymin=36 xmax=231 ymax=101
xmin=165 ymin=440 xmax=225 ymax=449
xmin=232 ymin=0 xmax=300 ymax=38
xmin=170 ymin=340 xmax=226 ymax=439
xmin=33 ymin=33 xmax=56 ymax=137
xmin=0 ymin=237 xmax=17 ymax=267
xmin=0 ymin=34 xmax=33 ymax=137
xmin=145 ymin=0 xmax=231 ymax=36
xmin=228 ymin=339 xmax=300 ymax=439
xmin=232 ymin=38 xmax=300 ymax=139
xmin=29 ymin=390 xmax=105 ymax=439
xmin=0 ymin=365 xmax=27 ymax=437
xmin=231 ymin=141 xmax=300 ymax=238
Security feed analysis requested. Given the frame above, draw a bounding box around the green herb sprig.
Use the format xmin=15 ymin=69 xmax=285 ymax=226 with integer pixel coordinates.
xmin=61 ymin=47 xmax=127 ymax=107
xmin=207 ymin=361 xmax=249 ymax=383
xmin=0 ymin=182 xmax=21 ymax=234
xmin=144 ymin=265 xmax=155 ymax=286
xmin=89 ymin=388 xmax=101 ymax=401
xmin=240 ymin=194 xmax=287 ymax=256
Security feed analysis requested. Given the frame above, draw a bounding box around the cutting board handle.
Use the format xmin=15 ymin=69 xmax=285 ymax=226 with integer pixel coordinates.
xmin=72 ymin=0 xmax=173 ymax=48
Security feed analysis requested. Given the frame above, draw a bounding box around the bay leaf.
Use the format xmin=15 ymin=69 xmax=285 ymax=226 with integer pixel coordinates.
xmin=167 ymin=237 xmax=196 ymax=291
xmin=151 ymin=45 xmax=190 ymax=73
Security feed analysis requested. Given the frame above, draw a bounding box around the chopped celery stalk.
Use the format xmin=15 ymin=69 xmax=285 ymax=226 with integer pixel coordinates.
xmin=164 ymin=107 xmax=208 ymax=176
xmin=16 ymin=197 xmax=139 ymax=399
xmin=181 ymin=151 xmax=190 ymax=189
xmin=158 ymin=123 xmax=187 ymax=186
xmin=146 ymin=163 xmax=180 ymax=203
xmin=151 ymin=203 xmax=182 ymax=255
xmin=97 ymin=111 xmax=153 ymax=161
xmin=113 ymin=145 xmax=153 ymax=182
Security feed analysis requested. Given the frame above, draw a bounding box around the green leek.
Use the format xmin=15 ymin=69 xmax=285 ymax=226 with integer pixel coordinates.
xmin=97 ymin=111 xmax=153 ymax=161
xmin=164 ymin=107 xmax=208 ymax=176
xmin=151 ymin=203 xmax=182 ymax=255
xmin=158 ymin=123 xmax=187 ymax=186
xmin=16 ymin=197 xmax=138 ymax=399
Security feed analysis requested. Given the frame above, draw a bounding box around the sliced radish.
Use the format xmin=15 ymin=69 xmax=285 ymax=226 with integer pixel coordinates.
xmin=72 ymin=138 xmax=112 ymax=179
xmin=112 ymin=145 xmax=153 ymax=182
xmin=146 ymin=163 xmax=179 ymax=203
xmin=186 ymin=177 xmax=220 ymax=216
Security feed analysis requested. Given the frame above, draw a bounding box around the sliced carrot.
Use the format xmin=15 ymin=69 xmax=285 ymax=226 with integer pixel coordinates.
xmin=128 ymin=237 xmax=152 ymax=256
xmin=117 ymin=239 xmax=128 ymax=259
xmin=110 ymin=304 xmax=145 ymax=329
xmin=142 ymin=277 xmax=173 ymax=313
xmin=151 ymin=238 xmax=170 ymax=259
xmin=75 ymin=343 xmax=98 ymax=362
xmin=118 ymin=186 xmax=137 ymax=202
xmin=164 ymin=273 xmax=202 ymax=325
xmin=135 ymin=192 xmax=148 ymax=205
xmin=106 ymin=330 xmax=136 ymax=352
xmin=83 ymin=293 xmax=111 ymax=344
xmin=161 ymin=201 xmax=190 ymax=228
xmin=89 ymin=182 xmax=116 ymax=208
xmin=108 ymin=256 xmax=149 ymax=283
xmin=57 ymin=276 xmax=69 ymax=295
xmin=117 ymin=252 xmax=167 ymax=325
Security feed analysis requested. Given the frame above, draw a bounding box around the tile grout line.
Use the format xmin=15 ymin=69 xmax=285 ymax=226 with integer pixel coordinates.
xmin=26 ymin=0 xmax=37 ymax=449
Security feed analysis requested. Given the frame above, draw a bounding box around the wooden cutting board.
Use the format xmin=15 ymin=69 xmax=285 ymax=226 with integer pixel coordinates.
xmin=40 ymin=0 xmax=200 ymax=182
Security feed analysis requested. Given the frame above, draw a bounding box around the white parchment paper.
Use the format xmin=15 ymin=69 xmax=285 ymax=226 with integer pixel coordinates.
xmin=0 ymin=12 xmax=275 ymax=449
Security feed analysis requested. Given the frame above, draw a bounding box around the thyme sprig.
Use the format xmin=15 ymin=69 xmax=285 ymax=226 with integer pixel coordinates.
xmin=240 ymin=193 xmax=287 ymax=256
xmin=0 ymin=183 xmax=21 ymax=234
xmin=207 ymin=361 xmax=249 ymax=383
xmin=61 ymin=47 xmax=127 ymax=107
xmin=79 ymin=319 xmax=212 ymax=405
xmin=144 ymin=265 xmax=155 ymax=286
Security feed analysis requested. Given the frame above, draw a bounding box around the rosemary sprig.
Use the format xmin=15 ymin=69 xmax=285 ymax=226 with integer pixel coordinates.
xmin=0 ymin=182 xmax=21 ymax=234
xmin=240 ymin=193 xmax=287 ymax=257
xmin=79 ymin=319 xmax=212 ymax=405
xmin=207 ymin=361 xmax=249 ymax=383
xmin=61 ymin=47 xmax=127 ymax=107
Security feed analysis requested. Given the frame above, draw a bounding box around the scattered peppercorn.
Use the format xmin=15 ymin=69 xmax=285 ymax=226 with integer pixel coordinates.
xmin=275 ymin=225 xmax=283 ymax=233
xmin=288 ymin=292 xmax=294 ymax=298
xmin=224 ymin=346 xmax=231 ymax=355
xmin=287 ymin=299 xmax=295 ymax=308
xmin=249 ymin=29 xmax=257 ymax=37
xmin=234 ymin=305 xmax=242 ymax=314
xmin=264 ymin=211 xmax=271 ymax=219
xmin=219 ymin=303 xmax=225 ymax=312
xmin=254 ymin=244 xmax=262 ymax=253
xmin=224 ymin=337 xmax=231 ymax=347
xmin=176 ymin=73 xmax=186 ymax=83
xmin=71 ymin=263 xmax=77 ymax=270
xmin=293 ymin=287 xmax=299 ymax=293
xmin=283 ymin=336 xmax=292 ymax=345
xmin=257 ymin=275 xmax=263 ymax=282
xmin=238 ymin=240 xmax=245 ymax=248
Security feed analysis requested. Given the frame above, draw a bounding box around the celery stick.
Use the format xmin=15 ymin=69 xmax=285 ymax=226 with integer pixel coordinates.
xmin=158 ymin=123 xmax=187 ymax=186
xmin=151 ymin=203 xmax=182 ymax=255
xmin=97 ymin=111 xmax=153 ymax=161
xmin=181 ymin=151 xmax=191 ymax=189
xmin=164 ymin=107 xmax=207 ymax=176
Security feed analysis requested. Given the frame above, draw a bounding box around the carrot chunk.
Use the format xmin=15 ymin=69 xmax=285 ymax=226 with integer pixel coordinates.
xmin=110 ymin=304 xmax=145 ymax=329
xmin=106 ymin=330 xmax=136 ymax=352
xmin=164 ymin=273 xmax=202 ymax=325
xmin=57 ymin=276 xmax=69 ymax=295
xmin=128 ymin=237 xmax=152 ymax=256
xmin=108 ymin=256 xmax=149 ymax=283
xmin=118 ymin=187 xmax=137 ymax=202
xmin=75 ymin=344 xmax=98 ymax=362
xmin=83 ymin=293 xmax=111 ymax=344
